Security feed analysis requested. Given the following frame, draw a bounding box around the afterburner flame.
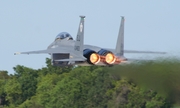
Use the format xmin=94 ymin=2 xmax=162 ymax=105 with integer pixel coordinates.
xmin=105 ymin=53 xmax=116 ymax=64
xmin=90 ymin=53 xmax=100 ymax=64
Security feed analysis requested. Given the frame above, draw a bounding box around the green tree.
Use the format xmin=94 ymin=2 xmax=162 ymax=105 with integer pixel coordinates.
xmin=38 ymin=58 xmax=73 ymax=75
xmin=14 ymin=65 xmax=38 ymax=103
xmin=3 ymin=58 xmax=177 ymax=107
xmin=4 ymin=77 xmax=22 ymax=107
xmin=0 ymin=71 xmax=10 ymax=107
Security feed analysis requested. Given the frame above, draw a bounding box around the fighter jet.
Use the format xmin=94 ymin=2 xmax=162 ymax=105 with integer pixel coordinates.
xmin=14 ymin=16 xmax=165 ymax=66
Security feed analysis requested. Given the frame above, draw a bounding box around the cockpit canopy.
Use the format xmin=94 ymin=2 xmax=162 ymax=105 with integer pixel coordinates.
xmin=55 ymin=32 xmax=73 ymax=41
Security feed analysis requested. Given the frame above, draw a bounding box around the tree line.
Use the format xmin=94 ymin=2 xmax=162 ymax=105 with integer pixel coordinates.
xmin=1 ymin=58 xmax=180 ymax=108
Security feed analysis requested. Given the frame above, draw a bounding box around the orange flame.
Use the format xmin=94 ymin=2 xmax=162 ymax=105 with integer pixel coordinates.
xmin=90 ymin=53 xmax=100 ymax=64
xmin=105 ymin=53 xmax=116 ymax=64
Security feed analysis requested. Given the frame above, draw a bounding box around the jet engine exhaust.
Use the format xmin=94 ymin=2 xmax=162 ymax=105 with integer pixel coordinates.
xmin=90 ymin=53 xmax=100 ymax=64
xmin=98 ymin=49 xmax=121 ymax=65
xmin=105 ymin=53 xmax=116 ymax=64
xmin=83 ymin=49 xmax=101 ymax=64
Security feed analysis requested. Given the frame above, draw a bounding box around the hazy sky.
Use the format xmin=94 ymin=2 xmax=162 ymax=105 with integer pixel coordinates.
xmin=0 ymin=1 xmax=179 ymax=74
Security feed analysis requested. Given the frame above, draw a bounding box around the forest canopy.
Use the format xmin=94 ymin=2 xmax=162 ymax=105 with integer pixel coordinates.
xmin=0 ymin=58 xmax=180 ymax=108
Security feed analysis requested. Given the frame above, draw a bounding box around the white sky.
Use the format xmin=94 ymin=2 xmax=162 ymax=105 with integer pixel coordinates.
xmin=0 ymin=1 xmax=180 ymax=74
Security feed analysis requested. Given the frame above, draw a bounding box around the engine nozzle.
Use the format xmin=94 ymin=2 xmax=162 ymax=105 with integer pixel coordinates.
xmin=89 ymin=53 xmax=100 ymax=64
xmin=98 ymin=49 xmax=122 ymax=65
xmin=83 ymin=49 xmax=101 ymax=64
xmin=105 ymin=53 xmax=116 ymax=64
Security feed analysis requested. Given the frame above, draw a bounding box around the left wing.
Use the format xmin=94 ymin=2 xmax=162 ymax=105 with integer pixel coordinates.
xmin=14 ymin=47 xmax=71 ymax=55
xmin=15 ymin=16 xmax=87 ymax=64
xmin=14 ymin=16 xmax=86 ymax=55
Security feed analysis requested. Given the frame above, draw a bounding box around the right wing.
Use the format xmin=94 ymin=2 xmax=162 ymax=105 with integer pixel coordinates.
xmin=124 ymin=50 xmax=166 ymax=54
xmin=104 ymin=48 xmax=166 ymax=55
xmin=113 ymin=16 xmax=166 ymax=56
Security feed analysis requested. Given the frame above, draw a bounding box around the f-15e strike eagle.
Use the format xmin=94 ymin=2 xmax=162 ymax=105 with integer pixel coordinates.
xmin=14 ymin=16 xmax=165 ymax=66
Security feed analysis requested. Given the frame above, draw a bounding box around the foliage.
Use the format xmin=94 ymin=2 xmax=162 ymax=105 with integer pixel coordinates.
xmin=0 ymin=71 xmax=10 ymax=106
xmin=1 ymin=58 xmax=180 ymax=107
xmin=110 ymin=58 xmax=180 ymax=105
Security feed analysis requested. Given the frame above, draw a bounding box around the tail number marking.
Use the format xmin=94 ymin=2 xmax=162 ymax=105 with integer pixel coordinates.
xmin=80 ymin=23 xmax=83 ymax=32
xmin=74 ymin=46 xmax=80 ymax=51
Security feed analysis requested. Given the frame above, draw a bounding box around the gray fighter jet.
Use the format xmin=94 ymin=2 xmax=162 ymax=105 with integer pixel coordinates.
xmin=14 ymin=16 xmax=165 ymax=66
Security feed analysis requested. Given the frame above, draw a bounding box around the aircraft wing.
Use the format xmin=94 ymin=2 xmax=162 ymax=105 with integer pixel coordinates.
xmin=124 ymin=50 xmax=166 ymax=54
xmin=104 ymin=48 xmax=166 ymax=54
xmin=14 ymin=47 xmax=72 ymax=55
xmin=14 ymin=16 xmax=87 ymax=63
xmin=14 ymin=47 xmax=87 ymax=61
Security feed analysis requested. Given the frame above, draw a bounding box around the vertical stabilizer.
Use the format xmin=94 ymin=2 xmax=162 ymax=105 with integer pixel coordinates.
xmin=74 ymin=16 xmax=85 ymax=53
xmin=115 ymin=16 xmax=125 ymax=56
